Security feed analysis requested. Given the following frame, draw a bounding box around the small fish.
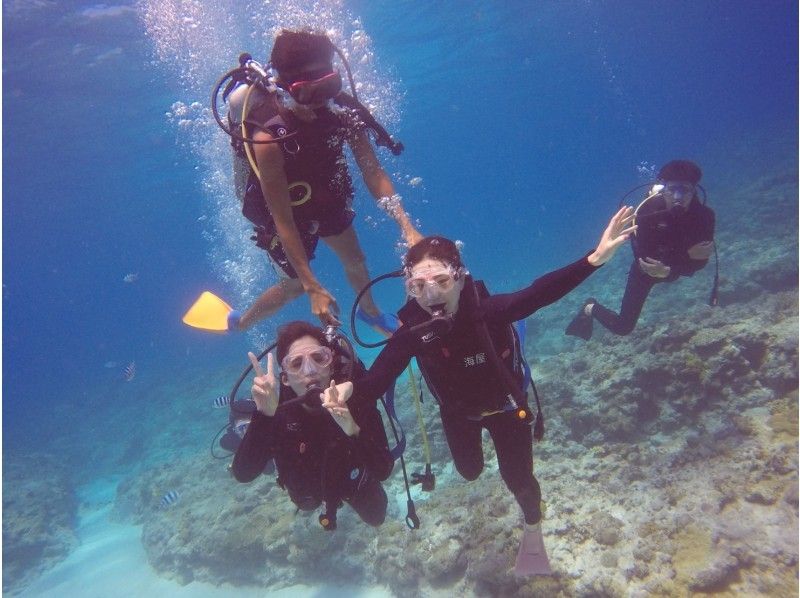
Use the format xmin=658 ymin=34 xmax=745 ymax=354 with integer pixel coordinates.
xmin=212 ymin=395 xmax=230 ymax=408
xmin=159 ymin=490 xmax=180 ymax=508
xmin=123 ymin=361 xmax=136 ymax=382
xmin=409 ymin=176 xmax=423 ymax=187
xmin=104 ymin=360 xmax=119 ymax=369
xmin=123 ymin=273 xmax=138 ymax=283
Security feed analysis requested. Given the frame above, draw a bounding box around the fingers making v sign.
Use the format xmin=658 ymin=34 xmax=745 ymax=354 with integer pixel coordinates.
xmin=248 ymin=351 xmax=279 ymax=417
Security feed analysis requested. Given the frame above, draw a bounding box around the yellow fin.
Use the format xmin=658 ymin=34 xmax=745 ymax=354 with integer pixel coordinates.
xmin=182 ymin=291 xmax=233 ymax=332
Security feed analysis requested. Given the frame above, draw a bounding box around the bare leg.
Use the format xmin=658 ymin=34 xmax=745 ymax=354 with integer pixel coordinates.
xmin=238 ymin=277 xmax=304 ymax=330
xmin=322 ymin=225 xmax=381 ymax=316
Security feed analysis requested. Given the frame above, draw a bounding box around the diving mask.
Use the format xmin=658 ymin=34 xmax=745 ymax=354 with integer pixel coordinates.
xmin=405 ymin=265 xmax=460 ymax=298
xmin=662 ymin=180 xmax=695 ymax=212
xmin=281 ymin=345 xmax=334 ymax=376
xmin=283 ymin=68 xmax=342 ymax=105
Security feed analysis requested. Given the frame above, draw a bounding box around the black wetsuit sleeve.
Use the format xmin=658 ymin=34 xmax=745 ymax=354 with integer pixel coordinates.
xmin=350 ymin=330 xmax=417 ymax=406
xmin=482 ymin=252 xmax=599 ymax=323
xmin=348 ymin=401 xmax=394 ymax=481
xmin=231 ymin=411 xmax=277 ymax=483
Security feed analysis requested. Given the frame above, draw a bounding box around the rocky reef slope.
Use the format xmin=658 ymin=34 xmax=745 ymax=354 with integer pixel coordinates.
xmin=114 ymin=282 xmax=797 ymax=597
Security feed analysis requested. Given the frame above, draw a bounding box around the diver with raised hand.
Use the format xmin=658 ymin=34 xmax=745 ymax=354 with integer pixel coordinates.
xmin=219 ymin=29 xmax=421 ymax=335
xmin=565 ymin=160 xmax=716 ymax=340
xmin=232 ymin=321 xmax=393 ymax=530
xmin=322 ymin=208 xmax=635 ymax=574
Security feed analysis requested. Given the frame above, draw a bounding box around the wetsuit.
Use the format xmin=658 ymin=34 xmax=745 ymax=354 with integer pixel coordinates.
xmin=230 ymin=88 xmax=366 ymax=277
xmin=232 ymin=374 xmax=393 ymax=527
xmin=351 ymin=253 xmax=600 ymax=525
xmin=591 ymin=198 xmax=715 ymax=335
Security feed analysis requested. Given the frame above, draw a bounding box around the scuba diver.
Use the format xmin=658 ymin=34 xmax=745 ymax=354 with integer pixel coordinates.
xmin=215 ymin=28 xmax=422 ymax=335
xmin=321 ymin=208 xmax=635 ymax=575
xmin=217 ymin=397 xmax=277 ymax=474
xmin=565 ymin=160 xmax=716 ymax=340
xmin=231 ymin=321 xmax=393 ymax=530
xmin=219 ymin=397 xmax=257 ymax=453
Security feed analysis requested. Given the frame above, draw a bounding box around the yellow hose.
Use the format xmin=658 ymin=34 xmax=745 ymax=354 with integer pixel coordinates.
xmin=407 ymin=363 xmax=431 ymax=464
xmin=241 ymin=84 xmax=261 ymax=183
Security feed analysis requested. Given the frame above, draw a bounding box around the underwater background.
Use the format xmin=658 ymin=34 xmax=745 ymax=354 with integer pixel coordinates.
xmin=3 ymin=0 xmax=798 ymax=596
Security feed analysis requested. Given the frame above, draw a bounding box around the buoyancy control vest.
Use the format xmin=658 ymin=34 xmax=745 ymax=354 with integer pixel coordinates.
xmin=399 ymin=277 xmax=527 ymax=418
xmin=631 ymin=198 xmax=715 ymax=276
xmin=271 ymin=355 xmax=389 ymax=519
xmin=271 ymin=401 xmax=359 ymax=505
xmin=227 ymin=86 xmax=367 ymax=228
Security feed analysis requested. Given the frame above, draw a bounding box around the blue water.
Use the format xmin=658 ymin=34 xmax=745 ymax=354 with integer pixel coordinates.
xmin=3 ymin=0 xmax=797 ymax=595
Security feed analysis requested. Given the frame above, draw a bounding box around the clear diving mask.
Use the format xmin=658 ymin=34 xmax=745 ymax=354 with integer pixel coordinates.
xmin=661 ymin=180 xmax=696 ymax=213
xmin=281 ymin=345 xmax=334 ymax=377
xmin=405 ymin=265 xmax=460 ymax=299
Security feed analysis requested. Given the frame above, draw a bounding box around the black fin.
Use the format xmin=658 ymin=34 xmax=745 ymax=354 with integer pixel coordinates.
xmin=565 ymin=302 xmax=593 ymax=341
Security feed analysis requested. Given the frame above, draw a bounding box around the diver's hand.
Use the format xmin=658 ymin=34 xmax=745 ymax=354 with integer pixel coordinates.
xmin=639 ymin=257 xmax=671 ymax=278
xmin=306 ymin=285 xmax=341 ymax=327
xmin=588 ymin=206 xmax=637 ymax=266
xmin=249 ymin=352 xmax=278 ymax=416
xmin=321 ymin=379 xmax=354 ymax=406
xmin=688 ymin=241 xmax=714 ymax=260
xmin=321 ymin=380 xmax=359 ymax=436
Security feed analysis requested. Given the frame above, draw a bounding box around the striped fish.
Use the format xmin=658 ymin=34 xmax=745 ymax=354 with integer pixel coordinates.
xmin=122 ymin=362 xmax=136 ymax=382
xmin=212 ymin=395 xmax=230 ymax=409
xmin=159 ymin=490 xmax=180 ymax=508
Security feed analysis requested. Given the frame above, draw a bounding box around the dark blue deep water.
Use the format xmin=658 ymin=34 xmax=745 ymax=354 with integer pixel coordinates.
xmin=3 ymin=1 xmax=798 ymax=596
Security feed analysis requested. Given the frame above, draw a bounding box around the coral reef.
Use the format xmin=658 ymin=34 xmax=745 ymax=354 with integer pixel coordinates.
xmin=12 ymin=158 xmax=795 ymax=596
xmin=2 ymin=454 xmax=78 ymax=595
xmin=111 ymin=283 xmax=797 ymax=597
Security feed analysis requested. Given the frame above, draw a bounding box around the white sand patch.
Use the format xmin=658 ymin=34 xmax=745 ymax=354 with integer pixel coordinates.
xmin=22 ymin=479 xmax=393 ymax=598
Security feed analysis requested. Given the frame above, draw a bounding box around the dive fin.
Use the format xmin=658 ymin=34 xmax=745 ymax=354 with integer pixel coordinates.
xmin=514 ymin=523 xmax=552 ymax=576
xmin=564 ymin=300 xmax=594 ymax=341
xmin=182 ymin=291 xmax=234 ymax=332
xmin=356 ymin=306 xmax=400 ymax=338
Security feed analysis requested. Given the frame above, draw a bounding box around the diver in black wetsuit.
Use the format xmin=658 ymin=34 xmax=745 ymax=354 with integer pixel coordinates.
xmin=565 ymin=160 xmax=716 ymax=340
xmin=321 ymin=208 xmax=635 ymax=574
xmin=225 ymin=29 xmax=421 ymax=333
xmin=232 ymin=321 xmax=393 ymax=529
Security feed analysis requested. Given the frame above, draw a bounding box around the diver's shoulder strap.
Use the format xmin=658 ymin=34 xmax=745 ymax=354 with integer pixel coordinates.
xmin=473 ymin=278 xmax=490 ymax=298
xmin=471 ymin=279 xmax=545 ymax=439
xmin=239 ymin=90 xmax=294 ymax=135
xmin=381 ymin=381 xmax=406 ymax=460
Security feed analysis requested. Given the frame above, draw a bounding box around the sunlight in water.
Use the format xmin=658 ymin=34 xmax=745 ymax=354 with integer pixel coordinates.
xmin=139 ymin=0 xmax=402 ymax=343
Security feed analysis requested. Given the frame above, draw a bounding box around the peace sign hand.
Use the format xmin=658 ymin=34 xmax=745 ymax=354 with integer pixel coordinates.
xmin=248 ymin=351 xmax=279 ymax=416
xmin=321 ymin=380 xmax=359 ymax=436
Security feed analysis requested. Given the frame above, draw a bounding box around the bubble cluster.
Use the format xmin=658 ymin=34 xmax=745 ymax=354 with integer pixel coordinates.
xmin=139 ymin=0 xmax=406 ymax=340
xmin=637 ymin=161 xmax=656 ymax=179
